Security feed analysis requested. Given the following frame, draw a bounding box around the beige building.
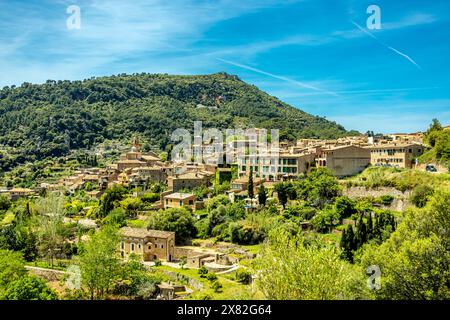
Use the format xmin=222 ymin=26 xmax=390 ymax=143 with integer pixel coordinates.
xmin=120 ymin=227 xmax=175 ymax=262
xmin=167 ymin=172 xmax=211 ymax=192
xmin=366 ymin=143 xmax=424 ymax=168
xmin=130 ymin=166 xmax=167 ymax=183
xmin=6 ymin=188 xmax=34 ymax=200
xmin=164 ymin=192 xmax=196 ymax=211
xmin=237 ymin=153 xmax=316 ymax=180
xmin=230 ymin=176 xmax=264 ymax=193
xmin=316 ymin=145 xmax=371 ymax=177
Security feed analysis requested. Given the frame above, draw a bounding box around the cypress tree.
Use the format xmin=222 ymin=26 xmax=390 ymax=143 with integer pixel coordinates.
xmin=248 ymin=167 xmax=254 ymax=199
xmin=367 ymin=213 xmax=373 ymax=239
xmin=347 ymin=224 xmax=356 ymax=252
xmin=258 ymin=184 xmax=267 ymax=207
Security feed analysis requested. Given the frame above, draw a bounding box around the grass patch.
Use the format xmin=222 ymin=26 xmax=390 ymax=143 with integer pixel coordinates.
xmin=154 ymin=265 xmax=251 ymax=300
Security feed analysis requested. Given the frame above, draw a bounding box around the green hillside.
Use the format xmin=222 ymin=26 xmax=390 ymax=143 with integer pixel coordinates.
xmin=0 ymin=72 xmax=355 ymax=171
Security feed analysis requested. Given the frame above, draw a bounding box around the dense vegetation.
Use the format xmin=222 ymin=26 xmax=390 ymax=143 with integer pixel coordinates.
xmin=0 ymin=72 xmax=354 ymax=172
xmin=419 ymin=119 xmax=450 ymax=169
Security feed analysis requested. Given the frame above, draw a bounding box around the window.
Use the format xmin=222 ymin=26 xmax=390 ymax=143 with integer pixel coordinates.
xmin=138 ymin=244 xmax=141 ymax=249
xmin=188 ymin=200 xmax=193 ymax=205
xmin=121 ymin=242 xmax=124 ymax=249
xmin=161 ymin=244 xmax=164 ymax=249
xmin=148 ymin=245 xmax=152 ymax=250
xmin=131 ymin=243 xmax=135 ymax=251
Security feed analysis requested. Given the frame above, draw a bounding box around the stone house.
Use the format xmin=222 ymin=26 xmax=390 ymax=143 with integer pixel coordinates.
xmin=366 ymin=143 xmax=424 ymax=168
xmin=163 ymin=192 xmax=196 ymax=211
xmin=316 ymin=145 xmax=371 ymax=177
xmin=120 ymin=227 xmax=175 ymax=262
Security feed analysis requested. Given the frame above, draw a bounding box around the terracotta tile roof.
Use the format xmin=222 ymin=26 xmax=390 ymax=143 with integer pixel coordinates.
xmin=120 ymin=227 xmax=174 ymax=239
xmin=164 ymin=192 xmax=195 ymax=200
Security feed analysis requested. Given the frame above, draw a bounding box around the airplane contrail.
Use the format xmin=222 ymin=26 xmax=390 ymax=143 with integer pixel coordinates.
xmin=216 ymin=58 xmax=339 ymax=97
xmin=350 ymin=20 xmax=421 ymax=70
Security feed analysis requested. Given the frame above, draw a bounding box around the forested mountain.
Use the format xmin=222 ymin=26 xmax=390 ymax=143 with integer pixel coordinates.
xmin=0 ymin=72 xmax=355 ymax=171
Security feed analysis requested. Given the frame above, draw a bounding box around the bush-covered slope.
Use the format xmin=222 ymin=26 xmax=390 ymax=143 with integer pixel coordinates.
xmin=0 ymin=72 xmax=355 ymax=171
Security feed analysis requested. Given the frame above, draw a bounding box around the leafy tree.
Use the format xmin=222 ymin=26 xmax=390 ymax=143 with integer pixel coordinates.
xmin=97 ymin=185 xmax=128 ymax=218
xmin=102 ymin=207 xmax=127 ymax=227
xmin=424 ymin=118 xmax=443 ymax=147
xmin=192 ymin=185 xmax=210 ymax=200
xmin=311 ymin=206 xmax=340 ymax=233
xmin=225 ymin=201 xmax=246 ymax=221
xmin=0 ymin=195 xmax=11 ymax=211
xmin=79 ymin=225 xmax=121 ymax=300
xmin=205 ymin=195 xmax=230 ymax=212
xmin=2 ymin=275 xmax=57 ymax=300
xmin=274 ymin=182 xmax=288 ymax=209
xmin=295 ymin=168 xmax=341 ymax=208
xmin=359 ymin=189 xmax=450 ymax=299
xmin=334 ymin=196 xmax=357 ymax=219
xmin=253 ymin=230 xmax=368 ymax=299
xmin=34 ymin=193 xmax=69 ymax=266
xmin=435 ymin=130 xmax=450 ymax=167
xmin=119 ymin=197 xmax=142 ymax=217
xmin=0 ymin=249 xmax=27 ymax=293
xmin=282 ymin=205 xmax=316 ymax=221
xmin=116 ymin=253 xmax=162 ymax=298
xmin=147 ymin=207 xmax=196 ymax=244
xmin=410 ymin=184 xmax=435 ymax=208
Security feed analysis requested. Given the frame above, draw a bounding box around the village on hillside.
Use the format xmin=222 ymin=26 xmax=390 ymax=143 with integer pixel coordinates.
xmin=1 ymin=122 xmax=449 ymax=300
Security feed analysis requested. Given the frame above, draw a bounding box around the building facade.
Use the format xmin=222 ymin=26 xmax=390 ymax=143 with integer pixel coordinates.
xmin=120 ymin=227 xmax=175 ymax=262
xmin=315 ymin=145 xmax=371 ymax=177
xmin=163 ymin=192 xmax=196 ymax=211
xmin=366 ymin=143 xmax=424 ymax=168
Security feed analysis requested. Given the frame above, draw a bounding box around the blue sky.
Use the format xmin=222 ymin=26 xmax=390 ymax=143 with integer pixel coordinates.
xmin=0 ymin=0 xmax=449 ymax=133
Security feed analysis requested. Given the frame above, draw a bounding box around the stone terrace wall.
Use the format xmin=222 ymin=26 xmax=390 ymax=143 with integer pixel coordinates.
xmin=25 ymin=266 xmax=66 ymax=281
xmin=343 ymin=186 xmax=411 ymax=199
xmin=343 ymin=186 xmax=412 ymax=211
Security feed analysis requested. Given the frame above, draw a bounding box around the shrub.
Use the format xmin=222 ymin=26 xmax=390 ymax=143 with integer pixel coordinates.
xmin=206 ymin=273 xmax=218 ymax=282
xmin=141 ymin=193 xmax=160 ymax=203
xmin=153 ymin=259 xmax=162 ymax=267
xmin=235 ymin=269 xmax=252 ymax=284
xmin=410 ymin=185 xmax=434 ymax=208
xmin=334 ymin=196 xmax=357 ymax=219
xmin=211 ymin=280 xmax=223 ymax=293
xmin=198 ymin=266 xmax=209 ymax=278
xmin=147 ymin=207 xmax=197 ymax=245
xmin=311 ymin=207 xmax=340 ymax=233
xmin=379 ymin=195 xmax=394 ymax=206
